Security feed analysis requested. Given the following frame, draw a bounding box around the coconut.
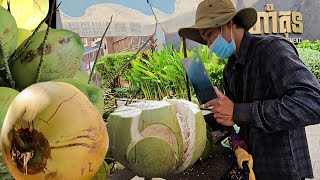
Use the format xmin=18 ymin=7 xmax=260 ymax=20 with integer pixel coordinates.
xmin=51 ymin=77 xmax=104 ymax=115
xmin=0 ymin=82 xmax=108 ymax=179
xmin=11 ymin=29 xmax=84 ymax=89
xmin=0 ymin=87 xmax=20 ymax=129
xmin=0 ymin=6 xmax=18 ymax=69
xmin=107 ymin=99 xmax=207 ymax=178
xmin=17 ymin=28 xmax=32 ymax=48
xmin=7 ymin=0 xmax=49 ymax=31
xmin=73 ymin=70 xmax=90 ymax=82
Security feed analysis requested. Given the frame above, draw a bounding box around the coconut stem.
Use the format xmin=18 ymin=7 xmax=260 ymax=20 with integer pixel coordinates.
xmin=0 ymin=38 xmax=15 ymax=87
xmin=35 ymin=0 xmax=57 ymax=83
xmin=6 ymin=0 xmax=10 ymax=13
xmin=3 ymin=57 xmax=15 ymax=88
xmin=88 ymin=15 xmax=113 ymax=84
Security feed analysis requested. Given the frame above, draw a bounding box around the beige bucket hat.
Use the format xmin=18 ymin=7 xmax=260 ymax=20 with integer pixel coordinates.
xmin=178 ymin=0 xmax=257 ymax=44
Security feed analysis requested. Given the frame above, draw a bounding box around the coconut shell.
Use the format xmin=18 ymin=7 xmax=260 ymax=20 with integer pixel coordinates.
xmin=11 ymin=29 xmax=84 ymax=90
xmin=0 ymin=87 xmax=19 ymax=129
xmin=0 ymin=6 xmax=18 ymax=68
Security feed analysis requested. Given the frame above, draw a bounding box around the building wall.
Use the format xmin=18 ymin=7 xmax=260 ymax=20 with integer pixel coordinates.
xmin=80 ymin=1 xmax=319 ymax=53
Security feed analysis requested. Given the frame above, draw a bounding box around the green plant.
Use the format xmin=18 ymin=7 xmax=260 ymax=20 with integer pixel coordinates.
xmin=125 ymin=46 xmax=189 ymax=100
xmin=96 ymin=51 xmax=136 ymax=87
xmin=124 ymin=45 xmax=226 ymax=100
xmin=0 ymin=152 xmax=14 ymax=180
xmin=295 ymin=39 xmax=320 ymax=52
xmin=0 ymin=163 xmax=14 ymax=180
xmin=296 ymin=40 xmax=313 ymax=49
xmin=311 ymin=40 xmax=320 ymax=51
xmin=113 ymin=87 xmax=137 ymax=98
xmin=297 ymin=48 xmax=320 ymax=81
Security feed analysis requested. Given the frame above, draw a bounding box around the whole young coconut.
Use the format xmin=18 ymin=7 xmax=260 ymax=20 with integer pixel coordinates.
xmin=107 ymin=99 xmax=207 ymax=178
xmin=0 ymin=82 xmax=108 ymax=179
xmin=52 ymin=78 xmax=104 ymax=115
xmin=52 ymin=71 xmax=104 ymax=115
xmin=0 ymin=87 xmax=19 ymax=129
xmin=0 ymin=6 xmax=18 ymax=69
xmin=11 ymin=29 xmax=84 ymax=89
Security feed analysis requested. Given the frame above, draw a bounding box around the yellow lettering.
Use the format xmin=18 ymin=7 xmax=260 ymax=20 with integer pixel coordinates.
xmin=249 ymin=12 xmax=278 ymax=34
xmin=249 ymin=4 xmax=303 ymax=36
xmin=292 ymin=12 xmax=303 ymax=33
xmin=265 ymin=4 xmax=274 ymax=12
xmin=249 ymin=12 xmax=269 ymax=34
xmin=249 ymin=15 xmax=262 ymax=34
xmin=268 ymin=11 xmax=278 ymax=33
xmin=279 ymin=11 xmax=292 ymax=34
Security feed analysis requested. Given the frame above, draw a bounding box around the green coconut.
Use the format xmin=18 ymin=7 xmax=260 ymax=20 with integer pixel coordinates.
xmin=17 ymin=28 xmax=32 ymax=48
xmin=11 ymin=29 xmax=84 ymax=89
xmin=73 ymin=70 xmax=90 ymax=82
xmin=107 ymin=99 xmax=207 ymax=178
xmin=0 ymin=87 xmax=19 ymax=129
xmin=51 ymin=74 xmax=104 ymax=115
xmin=199 ymin=126 xmax=214 ymax=161
xmin=0 ymin=6 xmax=18 ymax=69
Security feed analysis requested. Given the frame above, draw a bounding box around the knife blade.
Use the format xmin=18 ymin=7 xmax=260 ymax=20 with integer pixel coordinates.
xmin=180 ymin=55 xmax=218 ymax=104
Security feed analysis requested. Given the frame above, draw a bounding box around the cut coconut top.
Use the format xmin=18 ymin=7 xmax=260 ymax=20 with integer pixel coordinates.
xmin=111 ymin=101 xmax=172 ymax=117
xmin=111 ymin=106 xmax=141 ymax=117
xmin=127 ymin=100 xmax=171 ymax=110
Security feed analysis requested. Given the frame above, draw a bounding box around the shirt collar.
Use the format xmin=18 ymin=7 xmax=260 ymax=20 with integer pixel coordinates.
xmin=235 ymin=31 xmax=252 ymax=65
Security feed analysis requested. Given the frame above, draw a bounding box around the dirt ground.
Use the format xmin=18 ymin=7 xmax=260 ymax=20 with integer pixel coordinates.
xmin=167 ymin=145 xmax=236 ymax=180
xmin=109 ymin=145 xmax=238 ymax=180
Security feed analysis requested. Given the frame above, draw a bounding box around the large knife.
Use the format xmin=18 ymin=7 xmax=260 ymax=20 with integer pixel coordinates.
xmin=181 ymin=55 xmax=218 ymax=105
xmin=181 ymin=55 xmax=227 ymax=132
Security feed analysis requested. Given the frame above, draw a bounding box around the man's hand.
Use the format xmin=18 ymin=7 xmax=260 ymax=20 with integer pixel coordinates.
xmin=204 ymin=87 xmax=235 ymax=126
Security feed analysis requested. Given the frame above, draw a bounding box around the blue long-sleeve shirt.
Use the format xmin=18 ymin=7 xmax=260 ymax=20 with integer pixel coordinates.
xmin=224 ymin=31 xmax=320 ymax=179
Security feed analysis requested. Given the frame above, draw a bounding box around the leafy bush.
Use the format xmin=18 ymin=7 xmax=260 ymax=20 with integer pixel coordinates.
xmin=297 ymin=48 xmax=320 ymax=81
xmin=95 ymin=43 xmax=226 ymax=100
xmin=95 ymin=51 xmax=136 ymax=87
xmin=112 ymin=87 xmax=137 ymax=98
xmin=125 ymin=45 xmax=188 ymax=100
xmin=296 ymin=40 xmax=313 ymax=49
xmin=125 ymin=45 xmax=225 ymax=100
xmin=296 ymin=40 xmax=320 ymax=51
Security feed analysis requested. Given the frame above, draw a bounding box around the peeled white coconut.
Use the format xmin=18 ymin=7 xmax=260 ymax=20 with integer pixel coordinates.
xmin=107 ymin=99 xmax=207 ymax=178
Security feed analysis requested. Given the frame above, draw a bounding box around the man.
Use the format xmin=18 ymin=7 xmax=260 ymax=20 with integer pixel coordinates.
xmin=178 ymin=0 xmax=320 ymax=179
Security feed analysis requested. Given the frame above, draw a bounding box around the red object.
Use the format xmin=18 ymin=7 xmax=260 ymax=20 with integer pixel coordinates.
xmin=230 ymin=134 xmax=248 ymax=151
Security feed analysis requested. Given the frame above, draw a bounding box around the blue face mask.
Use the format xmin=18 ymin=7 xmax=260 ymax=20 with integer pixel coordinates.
xmin=209 ymin=28 xmax=236 ymax=59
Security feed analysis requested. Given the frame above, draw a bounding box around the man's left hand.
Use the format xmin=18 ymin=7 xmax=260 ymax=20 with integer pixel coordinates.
xmin=204 ymin=87 xmax=235 ymax=126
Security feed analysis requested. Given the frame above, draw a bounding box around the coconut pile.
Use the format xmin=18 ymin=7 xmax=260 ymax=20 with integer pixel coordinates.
xmin=0 ymin=4 xmax=108 ymax=179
